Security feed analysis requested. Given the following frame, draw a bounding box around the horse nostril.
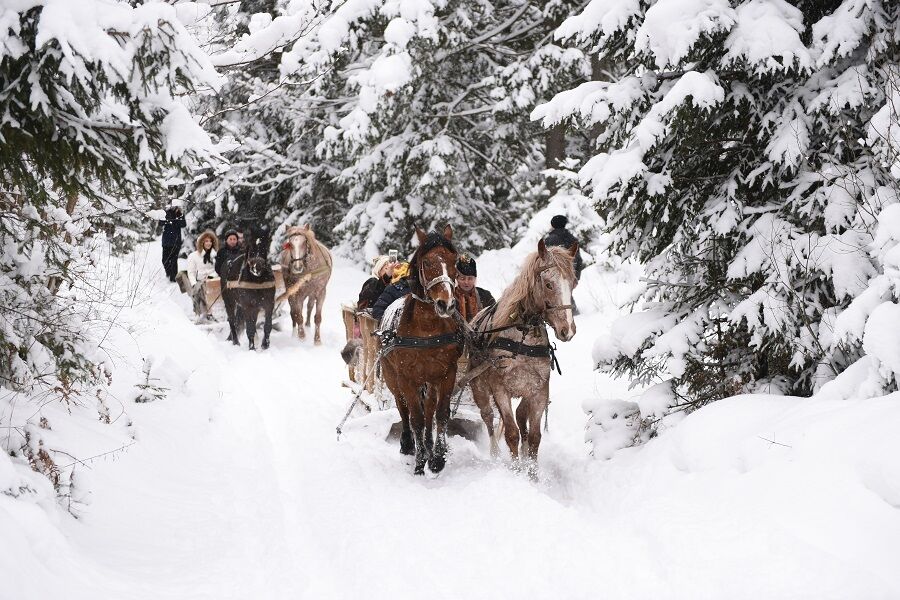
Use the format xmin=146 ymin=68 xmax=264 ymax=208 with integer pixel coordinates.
xmin=560 ymin=327 xmax=569 ymax=339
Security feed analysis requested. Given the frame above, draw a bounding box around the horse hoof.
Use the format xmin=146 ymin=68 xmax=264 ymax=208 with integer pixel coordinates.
xmin=428 ymin=455 xmax=446 ymax=473
xmin=262 ymin=340 xmax=270 ymax=350
xmin=314 ymin=338 xmax=322 ymax=346
xmin=248 ymin=343 xmax=255 ymax=350
xmin=399 ymin=432 xmax=414 ymax=455
xmin=414 ymin=464 xmax=425 ymax=476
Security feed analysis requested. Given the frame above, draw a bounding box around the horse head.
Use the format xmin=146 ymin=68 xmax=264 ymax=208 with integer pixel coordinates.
xmin=536 ymin=239 xmax=578 ymax=342
xmin=411 ymin=224 xmax=458 ymax=318
xmin=283 ymin=224 xmax=312 ymax=275
xmin=245 ymin=227 xmax=272 ymax=278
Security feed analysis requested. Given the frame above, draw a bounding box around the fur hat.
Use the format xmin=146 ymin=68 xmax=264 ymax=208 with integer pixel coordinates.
xmin=195 ymin=230 xmax=220 ymax=252
xmin=371 ymin=255 xmax=391 ymax=278
xmin=551 ymin=214 xmax=568 ymax=229
xmin=456 ymin=254 xmax=477 ymax=277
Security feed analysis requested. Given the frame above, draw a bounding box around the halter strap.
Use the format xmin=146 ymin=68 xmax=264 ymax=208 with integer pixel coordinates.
xmin=413 ymin=261 xmax=456 ymax=304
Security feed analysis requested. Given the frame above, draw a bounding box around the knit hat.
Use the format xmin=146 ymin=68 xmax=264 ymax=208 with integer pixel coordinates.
xmin=456 ymin=254 xmax=477 ymax=277
xmin=551 ymin=214 xmax=568 ymax=229
xmin=371 ymin=255 xmax=391 ymax=278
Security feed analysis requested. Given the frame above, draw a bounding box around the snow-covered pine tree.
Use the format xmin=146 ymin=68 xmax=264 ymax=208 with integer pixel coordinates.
xmin=180 ymin=1 xmax=348 ymax=247
xmin=534 ymin=0 xmax=900 ymax=420
xmin=265 ymin=0 xmax=593 ymax=258
xmin=0 ymin=1 xmax=219 ymax=395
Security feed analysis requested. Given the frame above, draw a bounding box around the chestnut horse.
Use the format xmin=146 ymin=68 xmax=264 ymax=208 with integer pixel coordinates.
xmin=277 ymin=224 xmax=333 ymax=345
xmin=380 ymin=225 xmax=461 ymax=475
xmin=469 ymin=240 xmax=578 ymax=474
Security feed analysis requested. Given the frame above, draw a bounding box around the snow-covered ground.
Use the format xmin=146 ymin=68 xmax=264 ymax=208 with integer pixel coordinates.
xmin=3 ymin=242 xmax=900 ymax=600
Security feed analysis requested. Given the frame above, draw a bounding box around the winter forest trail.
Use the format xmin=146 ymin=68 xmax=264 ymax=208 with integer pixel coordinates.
xmin=53 ymin=245 xmax=635 ymax=600
xmin=18 ymin=243 xmax=900 ymax=600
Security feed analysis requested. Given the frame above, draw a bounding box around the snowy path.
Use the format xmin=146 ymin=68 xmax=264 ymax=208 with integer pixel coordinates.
xmin=12 ymin=247 xmax=900 ymax=600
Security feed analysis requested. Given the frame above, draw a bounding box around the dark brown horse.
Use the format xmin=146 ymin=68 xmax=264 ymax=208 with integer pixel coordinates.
xmin=223 ymin=228 xmax=276 ymax=350
xmin=380 ymin=226 xmax=461 ymax=475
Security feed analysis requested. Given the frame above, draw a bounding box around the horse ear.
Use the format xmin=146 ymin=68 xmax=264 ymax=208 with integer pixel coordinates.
xmin=538 ymin=239 xmax=547 ymax=259
xmin=415 ymin=226 xmax=426 ymax=246
xmin=442 ymin=224 xmax=453 ymax=241
xmin=303 ymin=223 xmax=310 ymax=231
xmin=567 ymin=242 xmax=578 ymax=257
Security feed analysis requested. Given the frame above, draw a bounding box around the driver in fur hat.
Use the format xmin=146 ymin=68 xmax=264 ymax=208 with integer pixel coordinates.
xmin=454 ymin=254 xmax=495 ymax=322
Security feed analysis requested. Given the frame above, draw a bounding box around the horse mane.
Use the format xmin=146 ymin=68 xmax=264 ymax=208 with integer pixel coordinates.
xmin=492 ymin=246 xmax=576 ymax=329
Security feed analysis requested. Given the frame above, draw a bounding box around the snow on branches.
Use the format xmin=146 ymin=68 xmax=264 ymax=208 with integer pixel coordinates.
xmin=537 ymin=0 xmax=900 ymax=432
xmin=1 ymin=0 xmax=222 ymax=495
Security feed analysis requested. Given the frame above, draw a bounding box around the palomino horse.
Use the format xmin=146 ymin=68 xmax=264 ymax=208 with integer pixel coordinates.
xmin=380 ymin=225 xmax=461 ymax=475
xmin=223 ymin=227 xmax=276 ymax=350
xmin=277 ymin=224 xmax=333 ymax=345
xmin=469 ymin=240 xmax=578 ymax=473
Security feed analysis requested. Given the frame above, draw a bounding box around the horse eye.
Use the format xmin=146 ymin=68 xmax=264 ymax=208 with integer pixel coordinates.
xmin=545 ymin=282 xmax=553 ymax=290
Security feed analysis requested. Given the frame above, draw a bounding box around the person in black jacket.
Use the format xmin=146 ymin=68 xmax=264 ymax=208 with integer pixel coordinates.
xmin=158 ymin=200 xmax=186 ymax=281
xmin=544 ymin=215 xmax=584 ymax=279
xmin=215 ymin=230 xmax=243 ymax=278
xmin=357 ymin=255 xmax=396 ymax=311
xmin=454 ymin=255 xmax=495 ymax=321
xmin=371 ymin=262 xmax=411 ymax=322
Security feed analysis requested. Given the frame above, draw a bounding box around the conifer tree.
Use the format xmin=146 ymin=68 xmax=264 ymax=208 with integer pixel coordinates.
xmin=0 ymin=1 xmax=219 ymax=393
xmin=535 ymin=0 xmax=900 ymax=418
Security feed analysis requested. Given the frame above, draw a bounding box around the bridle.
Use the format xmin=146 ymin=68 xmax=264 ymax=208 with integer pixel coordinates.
xmin=285 ymin=236 xmax=309 ymax=273
xmin=536 ymin=263 xmax=574 ymax=315
xmin=411 ymin=256 xmax=456 ymax=304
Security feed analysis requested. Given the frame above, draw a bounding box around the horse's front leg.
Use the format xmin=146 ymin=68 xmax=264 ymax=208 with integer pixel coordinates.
xmin=491 ymin=383 xmax=519 ymax=460
xmin=261 ymin=298 xmax=274 ymax=350
xmin=517 ymin=397 xmax=530 ymax=457
xmin=471 ymin=376 xmax=498 ymax=457
xmin=296 ymin=295 xmax=307 ymax=339
xmin=429 ymin=371 xmax=455 ymax=473
xmin=524 ymin=378 xmax=550 ymax=477
xmin=245 ymin=306 xmax=259 ymax=350
xmin=384 ymin=362 xmax=414 ymax=456
xmin=407 ymin=384 xmax=428 ymax=475
xmin=423 ymin=384 xmax=438 ymax=471
xmin=224 ymin=293 xmax=239 ymax=345
xmin=313 ymin=291 xmax=326 ymax=345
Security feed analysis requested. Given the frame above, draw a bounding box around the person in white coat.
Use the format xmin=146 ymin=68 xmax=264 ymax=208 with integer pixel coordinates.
xmin=187 ymin=230 xmax=219 ymax=320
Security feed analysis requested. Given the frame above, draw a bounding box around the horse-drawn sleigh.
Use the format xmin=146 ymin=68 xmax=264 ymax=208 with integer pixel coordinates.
xmin=194 ymin=224 xmax=333 ymax=350
xmin=338 ymin=225 xmax=579 ymax=476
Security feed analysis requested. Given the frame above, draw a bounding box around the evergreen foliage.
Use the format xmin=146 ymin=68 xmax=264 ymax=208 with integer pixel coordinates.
xmin=0 ymin=1 xmax=219 ymax=393
xmin=536 ymin=0 xmax=900 ymax=417
xmin=188 ymin=0 xmax=593 ymax=257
